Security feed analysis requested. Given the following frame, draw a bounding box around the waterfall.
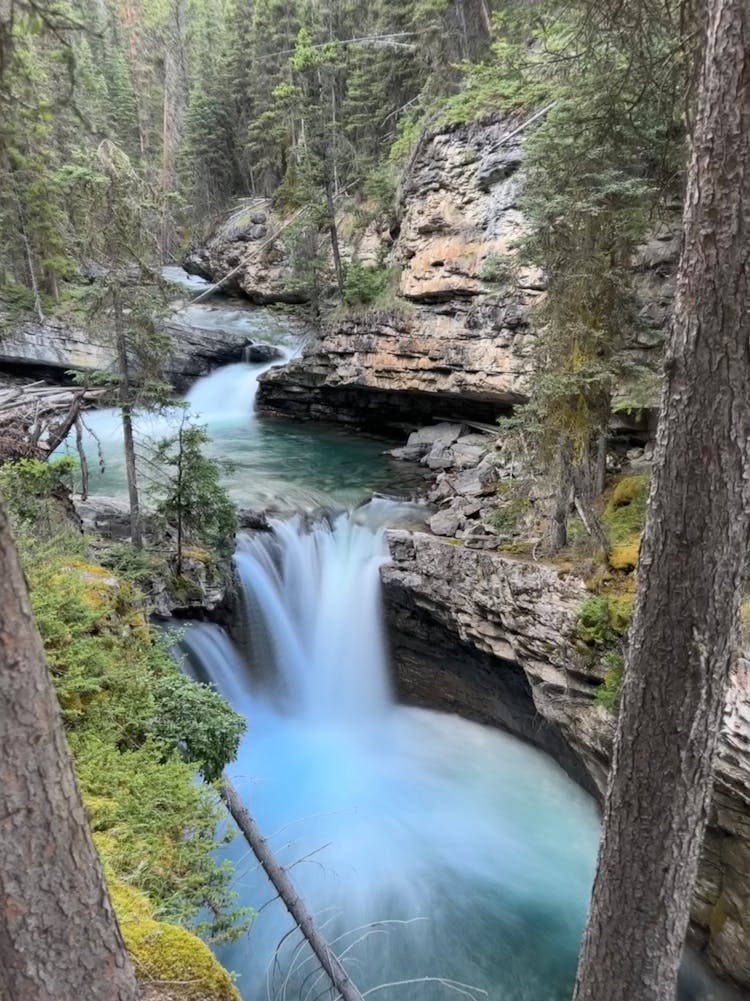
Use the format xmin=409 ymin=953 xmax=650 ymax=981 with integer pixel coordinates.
xmin=233 ymin=511 xmax=392 ymax=720
xmin=180 ymin=505 xmax=603 ymax=1001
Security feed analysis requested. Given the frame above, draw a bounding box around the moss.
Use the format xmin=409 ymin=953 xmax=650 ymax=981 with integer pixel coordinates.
xmin=707 ymin=895 xmax=729 ymax=936
xmin=111 ymin=881 xmax=240 ymax=1001
xmin=442 ymin=537 xmax=464 ymax=546
xmin=606 ymin=540 xmax=639 ymax=571
xmin=602 ymin=475 xmax=649 ymax=571
xmin=498 ymin=540 xmax=536 ymax=558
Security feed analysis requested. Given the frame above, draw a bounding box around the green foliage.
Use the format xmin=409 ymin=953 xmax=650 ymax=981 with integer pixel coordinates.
xmin=576 ymin=593 xmax=632 ymax=648
xmin=485 ymin=488 xmax=529 ymax=536
xmin=0 ymin=456 xmax=76 ymax=534
xmin=479 ymin=252 xmax=515 ymax=286
xmin=15 ymin=513 xmax=247 ymax=940
xmin=475 ymin=0 xmax=691 ymax=547
xmin=150 ymin=672 xmax=245 ymax=782
xmin=576 ymin=589 xmax=632 ymax=713
xmin=595 ymin=652 xmax=624 ymax=711
xmin=148 ymin=417 xmax=238 ymax=567
xmin=343 ymin=262 xmax=394 ymax=307
xmin=78 ymin=735 xmax=249 ymax=939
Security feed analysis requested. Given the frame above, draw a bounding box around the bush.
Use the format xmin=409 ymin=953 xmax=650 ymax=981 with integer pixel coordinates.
xmin=479 ymin=253 xmax=515 ymax=286
xmin=343 ymin=262 xmax=394 ymax=307
xmin=80 ymin=736 xmax=248 ymax=937
xmin=0 ymin=456 xmax=76 ymax=534
xmin=576 ymin=593 xmax=633 ymax=648
xmin=23 ymin=537 xmax=246 ymax=940
xmin=596 ymin=652 xmax=624 ymax=711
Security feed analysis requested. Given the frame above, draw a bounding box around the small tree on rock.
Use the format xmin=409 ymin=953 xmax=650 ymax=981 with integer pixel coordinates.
xmin=148 ymin=414 xmax=237 ymax=574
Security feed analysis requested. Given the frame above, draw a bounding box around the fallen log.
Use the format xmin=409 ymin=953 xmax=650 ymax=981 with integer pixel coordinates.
xmin=220 ymin=777 xmax=366 ymax=1001
xmin=0 ymin=384 xmax=107 ymax=463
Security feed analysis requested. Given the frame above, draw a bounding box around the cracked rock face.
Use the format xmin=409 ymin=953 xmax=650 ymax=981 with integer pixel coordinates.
xmin=258 ymin=117 xmax=540 ymax=419
xmin=257 ymin=114 xmax=678 ymax=426
xmin=382 ymin=529 xmax=750 ymax=990
xmin=0 ymin=312 xmax=264 ymax=391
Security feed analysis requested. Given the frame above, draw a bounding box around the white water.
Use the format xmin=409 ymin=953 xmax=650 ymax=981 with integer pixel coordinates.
xmin=180 ymin=507 xmax=602 ymax=1001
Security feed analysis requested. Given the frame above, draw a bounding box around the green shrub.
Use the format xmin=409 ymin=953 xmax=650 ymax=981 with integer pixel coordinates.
xmin=485 ymin=494 xmax=529 ymax=536
xmin=479 ymin=253 xmax=515 ymax=286
xmin=576 ymin=593 xmax=633 ymax=647
xmin=0 ymin=456 xmax=76 ymax=533
xmin=22 ymin=536 xmax=247 ymax=941
xmin=343 ymin=262 xmax=394 ymax=307
xmin=596 ymin=652 xmax=624 ymax=711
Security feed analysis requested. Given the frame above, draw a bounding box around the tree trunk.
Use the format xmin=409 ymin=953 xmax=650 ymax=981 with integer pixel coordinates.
xmin=573 ymin=4 xmax=750 ymax=1000
xmin=176 ymin=420 xmax=184 ymax=574
xmin=0 ymin=498 xmax=140 ymax=1001
xmin=325 ymin=178 xmax=345 ymax=299
xmin=220 ymin=778 xmax=365 ymax=1001
xmin=549 ymin=440 xmax=573 ymax=552
xmin=113 ymin=284 xmax=143 ymax=549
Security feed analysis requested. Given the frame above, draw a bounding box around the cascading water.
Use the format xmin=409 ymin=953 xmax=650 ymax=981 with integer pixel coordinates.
xmin=180 ymin=505 xmax=602 ymax=1001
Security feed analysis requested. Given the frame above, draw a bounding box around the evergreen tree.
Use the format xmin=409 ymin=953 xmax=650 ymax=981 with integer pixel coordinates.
xmin=148 ymin=414 xmax=238 ymax=573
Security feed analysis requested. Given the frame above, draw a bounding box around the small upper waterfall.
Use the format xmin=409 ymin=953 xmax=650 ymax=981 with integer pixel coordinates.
xmin=180 ymin=506 xmax=602 ymax=1001
xmin=233 ymin=511 xmax=392 ymax=720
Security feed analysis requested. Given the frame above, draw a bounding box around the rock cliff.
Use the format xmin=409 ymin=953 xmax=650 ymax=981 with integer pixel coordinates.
xmin=382 ymin=528 xmax=750 ymax=990
xmin=255 ymin=114 xmax=677 ymax=426
xmin=0 ymin=308 xmax=273 ymax=391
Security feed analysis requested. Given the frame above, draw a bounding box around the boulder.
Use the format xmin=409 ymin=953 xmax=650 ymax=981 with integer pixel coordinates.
xmin=429 ymin=507 xmax=463 ymax=537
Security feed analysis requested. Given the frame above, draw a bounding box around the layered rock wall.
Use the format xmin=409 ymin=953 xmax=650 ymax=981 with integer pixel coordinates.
xmin=0 ymin=311 xmax=267 ymax=390
xmin=382 ymin=531 xmax=750 ymax=990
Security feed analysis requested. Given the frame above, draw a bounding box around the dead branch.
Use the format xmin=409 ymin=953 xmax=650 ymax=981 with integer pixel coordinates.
xmin=220 ymin=777 xmax=366 ymax=1001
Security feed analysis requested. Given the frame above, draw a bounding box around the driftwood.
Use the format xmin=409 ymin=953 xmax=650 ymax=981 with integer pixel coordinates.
xmin=0 ymin=384 xmax=107 ymax=462
xmin=220 ymin=777 xmax=366 ymax=1001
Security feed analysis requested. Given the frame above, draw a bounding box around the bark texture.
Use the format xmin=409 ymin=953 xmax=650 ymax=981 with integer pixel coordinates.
xmin=573 ymin=3 xmax=750 ymax=1000
xmin=0 ymin=499 xmax=139 ymax=1001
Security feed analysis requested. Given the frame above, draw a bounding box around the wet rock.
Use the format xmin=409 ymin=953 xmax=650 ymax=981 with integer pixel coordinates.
xmin=243 ymin=342 xmax=285 ymax=363
xmin=237 ymin=508 xmax=272 ymax=531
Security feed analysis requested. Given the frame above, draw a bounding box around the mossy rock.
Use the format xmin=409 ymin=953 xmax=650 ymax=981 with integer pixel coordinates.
xmin=608 ymin=539 xmax=640 ymax=572
xmin=111 ymin=882 xmax=240 ymax=1001
xmin=602 ymin=475 xmax=649 ymax=572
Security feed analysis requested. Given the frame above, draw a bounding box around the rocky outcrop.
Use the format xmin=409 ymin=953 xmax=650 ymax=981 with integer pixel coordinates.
xmin=258 ymin=116 xmax=540 ymax=424
xmin=382 ymin=530 xmax=750 ymax=989
xmin=183 ymin=200 xmax=313 ymax=305
xmin=75 ymin=496 xmax=231 ymax=619
xmin=0 ymin=309 xmax=277 ymax=391
xmin=257 ymin=114 xmax=678 ymax=427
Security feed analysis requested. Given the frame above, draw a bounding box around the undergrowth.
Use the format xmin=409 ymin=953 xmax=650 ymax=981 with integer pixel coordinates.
xmin=0 ymin=459 xmax=252 ymax=984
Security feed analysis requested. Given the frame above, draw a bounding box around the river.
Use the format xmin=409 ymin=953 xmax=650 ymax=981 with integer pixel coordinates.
xmin=67 ymin=273 xmax=736 ymax=1001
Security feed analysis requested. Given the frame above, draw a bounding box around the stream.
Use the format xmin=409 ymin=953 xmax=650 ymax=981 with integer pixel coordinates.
xmin=69 ymin=274 xmax=736 ymax=1001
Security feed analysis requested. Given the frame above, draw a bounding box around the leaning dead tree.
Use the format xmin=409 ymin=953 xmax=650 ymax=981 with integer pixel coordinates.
xmin=220 ymin=778 xmax=366 ymax=1001
xmin=0 ymin=382 xmax=106 ymax=462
